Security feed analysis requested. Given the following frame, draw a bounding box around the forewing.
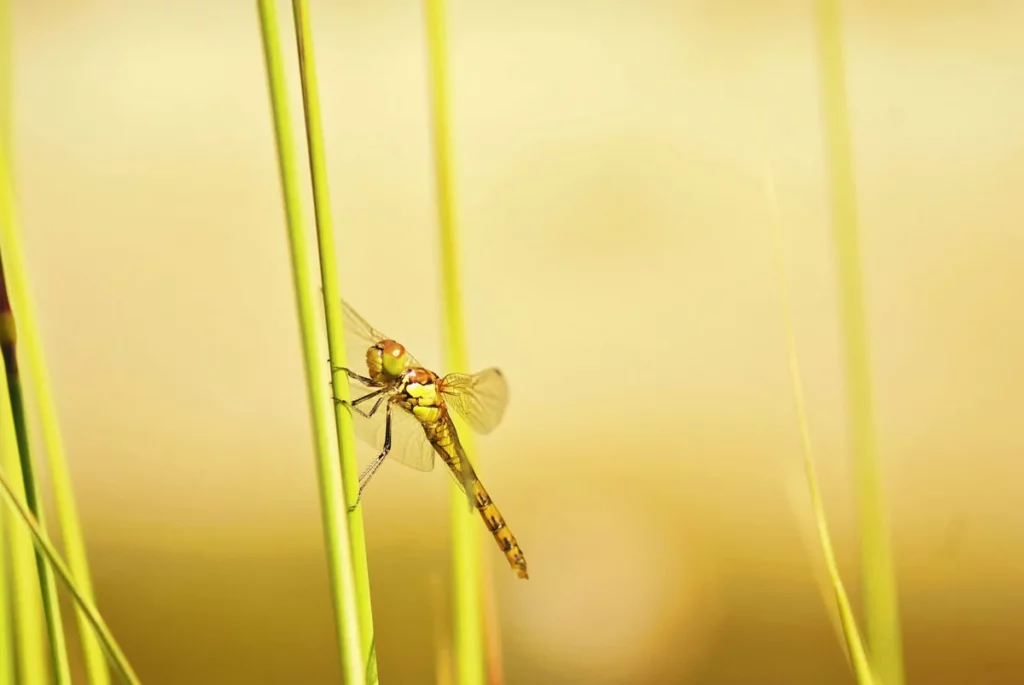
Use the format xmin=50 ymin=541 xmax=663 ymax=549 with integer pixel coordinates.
xmin=348 ymin=396 xmax=436 ymax=472
xmin=440 ymin=368 xmax=509 ymax=435
xmin=340 ymin=299 xmax=423 ymax=371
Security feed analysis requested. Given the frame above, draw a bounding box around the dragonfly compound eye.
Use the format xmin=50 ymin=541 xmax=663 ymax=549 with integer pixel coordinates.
xmin=381 ymin=340 xmax=408 ymax=376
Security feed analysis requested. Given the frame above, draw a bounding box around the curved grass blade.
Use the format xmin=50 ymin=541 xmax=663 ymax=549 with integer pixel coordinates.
xmin=0 ymin=363 xmax=46 ymax=684
xmin=763 ymin=160 xmax=876 ymax=685
xmin=0 ymin=5 xmax=46 ymax=682
xmin=0 ymin=0 xmax=11 ymax=672
xmin=0 ymin=337 xmax=139 ymax=685
xmin=0 ymin=18 xmax=77 ymax=679
xmin=255 ymin=2 xmax=365 ymax=683
xmin=0 ymin=473 xmax=140 ymax=685
xmin=288 ymin=2 xmax=379 ymax=680
xmin=784 ymin=474 xmax=851 ymax=671
xmin=421 ymin=1 xmax=486 ymax=682
xmin=0 ymin=261 xmax=72 ymax=684
xmin=813 ymin=2 xmax=905 ymax=682
xmin=0 ymin=53 xmax=110 ymax=685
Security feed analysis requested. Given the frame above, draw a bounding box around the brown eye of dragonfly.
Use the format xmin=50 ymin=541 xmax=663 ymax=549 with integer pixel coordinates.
xmin=381 ymin=340 xmax=405 ymax=358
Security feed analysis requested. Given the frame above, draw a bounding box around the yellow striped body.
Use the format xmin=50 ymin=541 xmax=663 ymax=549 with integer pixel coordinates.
xmin=398 ymin=367 xmax=529 ymax=579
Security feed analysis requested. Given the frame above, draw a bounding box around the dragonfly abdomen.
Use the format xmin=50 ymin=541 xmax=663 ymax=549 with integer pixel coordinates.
xmin=472 ymin=479 xmax=529 ymax=580
xmin=426 ymin=417 xmax=529 ymax=579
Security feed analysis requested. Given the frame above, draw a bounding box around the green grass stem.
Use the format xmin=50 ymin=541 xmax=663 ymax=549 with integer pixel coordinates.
xmin=813 ymin=3 xmax=905 ymax=683
xmin=0 ymin=366 xmax=45 ymax=684
xmin=0 ymin=69 xmax=109 ymax=685
xmin=288 ymin=2 xmax=379 ymax=680
xmin=0 ymin=6 xmax=72 ymax=682
xmin=422 ymin=2 xmax=486 ymax=684
xmin=0 ymin=1 xmax=15 ymax=677
xmin=0 ymin=345 xmax=139 ymax=685
xmin=0 ymin=511 xmax=14 ymax=685
xmin=763 ymin=162 xmax=876 ymax=685
xmin=1 ymin=277 xmax=72 ymax=684
xmin=255 ymin=2 xmax=365 ymax=683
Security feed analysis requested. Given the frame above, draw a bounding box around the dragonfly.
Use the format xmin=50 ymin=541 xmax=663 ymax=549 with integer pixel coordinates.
xmin=331 ymin=299 xmax=529 ymax=580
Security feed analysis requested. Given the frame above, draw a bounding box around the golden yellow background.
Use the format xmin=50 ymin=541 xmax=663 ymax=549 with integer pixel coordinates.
xmin=8 ymin=0 xmax=1024 ymax=683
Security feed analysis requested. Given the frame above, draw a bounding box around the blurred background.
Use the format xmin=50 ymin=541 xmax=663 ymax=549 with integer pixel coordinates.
xmin=7 ymin=0 xmax=1024 ymax=682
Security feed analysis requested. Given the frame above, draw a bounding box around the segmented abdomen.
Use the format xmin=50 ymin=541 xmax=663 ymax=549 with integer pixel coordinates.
xmin=427 ymin=415 xmax=529 ymax=580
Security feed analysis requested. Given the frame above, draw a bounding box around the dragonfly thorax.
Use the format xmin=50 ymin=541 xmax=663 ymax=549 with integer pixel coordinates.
xmin=366 ymin=339 xmax=409 ymax=381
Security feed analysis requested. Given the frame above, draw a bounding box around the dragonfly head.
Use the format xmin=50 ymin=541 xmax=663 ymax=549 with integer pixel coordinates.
xmin=368 ymin=339 xmax=409 ymax=379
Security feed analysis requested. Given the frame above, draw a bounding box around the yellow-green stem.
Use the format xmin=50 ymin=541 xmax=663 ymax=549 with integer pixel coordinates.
xmin=4 ymin=356 xmax=73 ymax=684
xmin=0 ymin=362 xmax=45 ymax=684
xmin=813 ymin=2 xmax=904 ymax=683
xmin=289 ymin=0 xmax=379 ymax=680
xmin=0 ymin=5 xmax=72 ymax=682
xmin=0 ymin=508 xmax=14 ymax=685
xmin=255 ymin=2 xmax=365 ymax=683
xmin=764 ymin=162 xmax=875 ymax=685
xmin=422 ymin=2 xmax=485 ymax=684
xmin=0 ymin=151 xmax=109 ymax=684
xmin=0 ymin=2 xmax=14 ymax=676
xmin=0 ymin=347 xmax=140 ymax=685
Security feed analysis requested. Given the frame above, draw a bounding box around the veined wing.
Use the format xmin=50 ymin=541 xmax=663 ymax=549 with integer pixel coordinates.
xmin=348 ymin=394 xmax=473 ymax=512
xmin=339 ymin=299 xmax=434 ymax=471
xmin=435 ymin=414 xmax=480 ymax=512
xmin=440 ymin=368 xmax=509 ymax=435
xmin=340 ymin=299 xmax=424 ymax=370
xmin=347 ymin=390 xmax=437 ymax=472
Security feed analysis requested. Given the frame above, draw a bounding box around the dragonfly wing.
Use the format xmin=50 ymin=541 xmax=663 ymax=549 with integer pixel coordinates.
xmin=341 ymin=299 xmax=388 ymax=352
xmin=428 ymin=416 xmax=477 ymax=511
xmin=452 ymin=432 xmax=479 ymax=512
xmin=340 ymin=299 xmax=424 ymax=370
xmin=440 ymin=368 xmax=509 ymax=435
xmin=388 ymin=406 xmax=438 ymax=471
xmin=348 ymin=395 xmax=436 ymax=472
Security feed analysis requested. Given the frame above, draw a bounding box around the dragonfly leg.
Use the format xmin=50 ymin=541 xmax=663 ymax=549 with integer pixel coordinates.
xmin=329 ymin=364 xmax=381 ymax=387
xmin=334 ymin=385 xmax=388 ymax=417
xmin=348 ymin=402 xmax=394 ymax=512
xmin=348 ymin=394 xmax=386 ymax=419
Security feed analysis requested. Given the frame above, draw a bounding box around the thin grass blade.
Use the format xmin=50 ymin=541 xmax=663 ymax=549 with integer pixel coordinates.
xmin=812 ymin=2 xmax=905 ymax=683
xmin=0 ymin=42 xmax=110 ymax=685
xmin=0 ymin=368 xmax=45 ymax=684
xmin=0 ymin=260 xmax=72 ymax=684
xmin=422 ymin=1 xmax=486 ymax=683
xmin=255 ymin=2 xmax=365 ymax=683
xmin=0 ymin=3 xmax=16 ymax=676
xmin=0 ymin=26 xmax=56 ymax=680
xmin=763 ymin=160 xmax=876 ymax=685
xmin=784 ymin=474 xmax=852 ymax=671
xmin=0 ymin=345 xmax=139 ymax=685
xmin=0 ymin=507 xmax=14 ymax=684
xmin=288 ymin=2 xmax=379 ymax=681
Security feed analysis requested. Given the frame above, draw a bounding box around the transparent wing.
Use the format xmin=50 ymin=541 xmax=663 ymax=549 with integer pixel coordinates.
xmin=440 ymin=368 xmax=509 ymax=435
xmin=348 ymin=393 xmax=436 ymax=472
xmin=339 ymin=299 xmax=433 ymax=473
xmin=439 ymin=416 xmax=478 ymax=512
xmin=453 ymin=435 xmax=478 ymax=512
xmin=340 ymin=299 xmax=423 ymax=370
